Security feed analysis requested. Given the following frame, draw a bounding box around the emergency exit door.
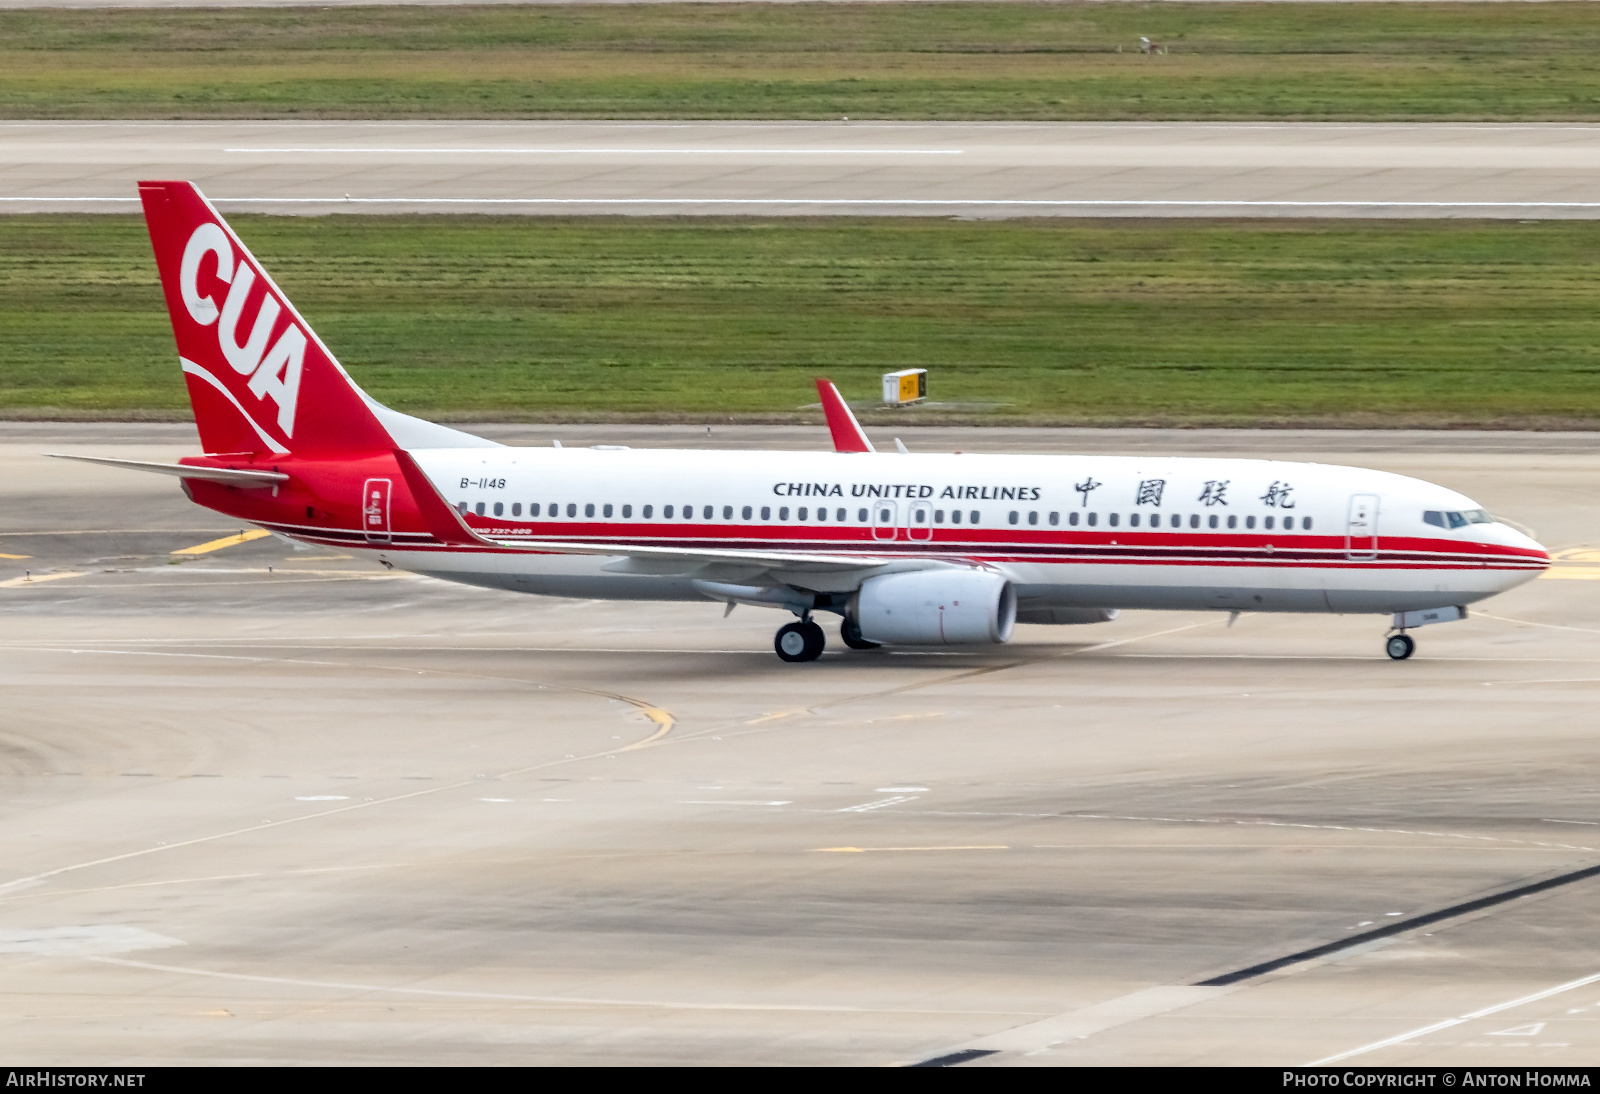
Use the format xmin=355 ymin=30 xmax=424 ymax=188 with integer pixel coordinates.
xmin=872 ymin=500 xmax=899 ymax=541
xmin=1346 ymin=494 xmax=1378 ymax=560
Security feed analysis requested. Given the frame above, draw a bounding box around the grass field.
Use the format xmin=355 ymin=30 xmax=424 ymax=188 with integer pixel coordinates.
xmin=5 ymin=215 xmax=1600 ymax=428
xmin=8 ymin=2 xmax=1600 ymax=121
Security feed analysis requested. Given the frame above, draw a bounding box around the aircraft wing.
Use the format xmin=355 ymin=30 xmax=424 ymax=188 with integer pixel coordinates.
xmin=815 ymin=378 xmax=875 ymax=454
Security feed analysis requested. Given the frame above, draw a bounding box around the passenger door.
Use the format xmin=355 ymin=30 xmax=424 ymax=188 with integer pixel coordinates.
xmin=1346 ymin=494 xmax=1378 ymax=560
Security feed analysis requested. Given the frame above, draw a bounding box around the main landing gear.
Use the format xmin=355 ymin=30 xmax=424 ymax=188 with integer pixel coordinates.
xmin=775 ymin=619 xmax=827 ymax=663
xmin=1385 ymin=633 xmax=1416 ymax=661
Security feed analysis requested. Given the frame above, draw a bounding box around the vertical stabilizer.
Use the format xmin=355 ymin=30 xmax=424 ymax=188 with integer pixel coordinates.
xmin=139 ymin=180 xmax=396 ymax=458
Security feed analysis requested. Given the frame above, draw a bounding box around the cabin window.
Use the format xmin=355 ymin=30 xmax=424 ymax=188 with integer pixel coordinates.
xmin=798 ymin=507 xmax=808 ymax=521
xmin=1068 ymin=512 xmax=1079 ymax=526
xmin=934 ymin=510 xmax=945 ymax=524
xmin=951 ymin=510 xmax=963 ymax=524
xmin=818 ymin=508 xmax=829 ymax=522
xmin=761 ymin=506 xmax=771 ymax=520
xmin=1128 ymin=513 xmax=1139 ymax=528
xmin=1087 ymin=512 xmax=1098 ymax=527
xmin=603 ymin=503 xmax=613 ymax=518
xmin=1282 ymin=516 xmax=1293 ymax=530
xmin=566 ymin=503 xmax=577 ymax=518
xmin=622 ymin=505 xmax=632 ymax=518
xmin=1008 ymin=511 xmax=1019 ymax=525
xmin=512 ymin=503 xmax=522 ymax=517
xmin=1028 ymin=511 xmax=1039 ymax=526
xmin=857 ymin=508 xmax=868 ymax=522
xmin=664 ymin=505 xmax=674 ymax=518
xmin=970 ymin=511 xmax=980 ymax=524
xmin=456 ymin=502 xmax=467 ymax=515
xmin=474 ymin=502 xmax=486 ymax=516
xmin=493 ymin=502 xmax=503 ymax=517
xmin=1109 ymin=513 xmax=1120 ymax=527
xmin=1170 ymin=514 xmax=1181 ymax=529
xmin=1048 ymin=512 xmax=1059 ymax=526
xmin=780 ymin=507 xmax=790 ymax=520
xmin=723 ymin=505 xmax=733 ymax=520
xmin=1244 ymin=515 xmax=1254 ymax=529
xmin=1208 ymin=515 xmax=1219 ymax=529
xmin=1227 ymin=515 xmax=1237 ymax=529
xmin=682 ymin=505 xmax=693 ymax=520
xmin=1264 ymin=515 xmax=1275 ymax=530
xmin=643 ymin=505 xmax=653 ymax=518
xmin=1189 ymin=514 xmax=1200 ymax=529
xmin=584 ymin=503 xmax=595 ymax=518
xmin=742 ymin=505 xmax=753 ymax=520
xmin=1303 ymin=517 xmax=1313 ymax=530
xmin=912 ymin=508 xmax=926 ymax=524
xmin=529 ymin=503 xmax=540 ymax=517
xmin=704 ymin=506 xmax=714 ymax=520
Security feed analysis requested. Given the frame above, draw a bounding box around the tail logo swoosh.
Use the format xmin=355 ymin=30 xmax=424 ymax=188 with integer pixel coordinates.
xmin=179 ymin=358 xmax=291 ymax=455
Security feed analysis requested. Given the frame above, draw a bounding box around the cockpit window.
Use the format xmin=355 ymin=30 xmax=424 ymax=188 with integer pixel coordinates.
xmin=1425 ymin=508 xmax=1493 ymax=530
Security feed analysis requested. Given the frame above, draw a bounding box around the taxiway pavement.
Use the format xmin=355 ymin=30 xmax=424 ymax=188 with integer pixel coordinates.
xmin=2 ymin=423 xmax=1599 ymax=1065
xmin=8 ymin=121 xmax=1600 ymax=217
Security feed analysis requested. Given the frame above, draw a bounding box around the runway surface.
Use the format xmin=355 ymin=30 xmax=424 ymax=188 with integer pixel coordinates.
xmin=9 ymin=121 xmax=1600 ymax=217
xmin=3 ymin=422 xmax=1600 ymax=1066
xmin=0 ymin=0 xmax=1472 ymax=6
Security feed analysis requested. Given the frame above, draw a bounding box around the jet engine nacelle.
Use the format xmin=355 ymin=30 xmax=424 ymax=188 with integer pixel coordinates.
xmin=854 ymin=569 xmax=1016 ymax=646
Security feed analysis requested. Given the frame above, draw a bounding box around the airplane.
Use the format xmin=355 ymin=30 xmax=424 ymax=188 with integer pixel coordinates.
xmin=54 ymin=180 xmax=1551 ymax=663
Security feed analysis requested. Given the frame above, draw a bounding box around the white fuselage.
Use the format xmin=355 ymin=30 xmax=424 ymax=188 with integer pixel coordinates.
xmin=330 ymin=447 xmax=1547 ymax=617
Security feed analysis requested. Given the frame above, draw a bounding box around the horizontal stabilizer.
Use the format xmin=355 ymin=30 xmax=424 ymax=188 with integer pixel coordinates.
xmin=47 ymin=453 xmax=288 ymax=486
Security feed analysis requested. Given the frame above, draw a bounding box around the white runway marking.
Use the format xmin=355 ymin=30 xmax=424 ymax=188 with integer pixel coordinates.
xmin=84 ymin=954 xmax=1040 ymax=1017
xmin=1311 ymin=969 xmax=1600 ymax=1065
xmin=837 ymin=795 xmax=919 ymax=813
xmin=225 ymin=146 xmax=964 ymax=155
xmin=12 ymin=196 xmax=1600 ymax=211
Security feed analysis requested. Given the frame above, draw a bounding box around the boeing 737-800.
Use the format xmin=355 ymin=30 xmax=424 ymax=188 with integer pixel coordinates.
xmin=55 ymin=181 xmax=1551 ymax=662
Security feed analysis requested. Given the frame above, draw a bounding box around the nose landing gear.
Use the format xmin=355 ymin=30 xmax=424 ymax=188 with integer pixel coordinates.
xmin=1385 ymin=633 xmax=1416 ymax=660
xmin=775 ymin=619 xmax=826 ymax=662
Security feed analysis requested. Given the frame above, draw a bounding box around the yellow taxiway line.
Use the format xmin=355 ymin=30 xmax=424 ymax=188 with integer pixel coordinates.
xmin=0 ymin=572 xmax=88 ymax=589
xmin=171 ymin=528 xmax=271 ymax=556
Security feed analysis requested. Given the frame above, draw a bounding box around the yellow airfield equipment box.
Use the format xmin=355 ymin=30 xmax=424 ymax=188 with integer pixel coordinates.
xmin=882 ymin=368 xmax=927 ymax=407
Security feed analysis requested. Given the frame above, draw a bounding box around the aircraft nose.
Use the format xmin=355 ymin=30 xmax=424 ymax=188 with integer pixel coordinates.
xmin=1486 ymin=525 xmax=1550 ymax=585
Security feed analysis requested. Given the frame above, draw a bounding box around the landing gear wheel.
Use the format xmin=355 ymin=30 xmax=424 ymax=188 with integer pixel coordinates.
xmin=775 ymin=620 xmax=826 ymax=663
xmin=1385 ymin=634 xmax=1416 ymax=661
xmin=840 ymin=618 xmax=881 ymax=650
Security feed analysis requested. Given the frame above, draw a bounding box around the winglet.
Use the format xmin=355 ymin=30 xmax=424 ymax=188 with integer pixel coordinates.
xmin=391 ymin=448 xmax=490 ymax=548
xmin=815 ymin=379 xmax=875 ymax=454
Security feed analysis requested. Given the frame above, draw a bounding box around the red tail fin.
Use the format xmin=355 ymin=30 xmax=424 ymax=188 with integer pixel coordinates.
xmin=139 ymin=181 xmax=394 ymax=458
xmin=815 ymin=378 xmax=875 ymax=454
